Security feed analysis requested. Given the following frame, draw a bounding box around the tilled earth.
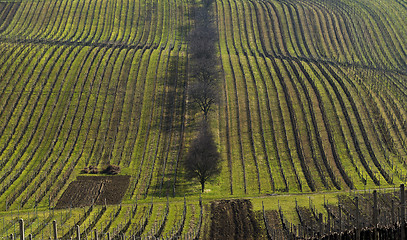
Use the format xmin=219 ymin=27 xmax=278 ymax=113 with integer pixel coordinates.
xmin=55 ymin=175 xmax=130 ymax=209
xmin=209 ymin=199 xmax=260 ymax=240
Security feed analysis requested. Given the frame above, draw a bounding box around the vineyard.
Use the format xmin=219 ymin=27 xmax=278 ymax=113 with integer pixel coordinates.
xmin=215 ymin=0 xmax=407 ymax=195
xmin=1 ymin=0 xmax=407 ymax=238
xmin=263 ymin=185 xmax=407 ymax=239
xmin=0 ymin=197 xmax=205 ymax=239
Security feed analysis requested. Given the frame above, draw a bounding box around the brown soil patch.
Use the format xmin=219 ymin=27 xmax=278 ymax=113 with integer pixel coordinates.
xmin=264 ymin=210 xmax=281 ymax=229
xmin=55 ymin=175 xmax=130 ymax=209
xmin=209 ymin=199 xmax=260 ymax=240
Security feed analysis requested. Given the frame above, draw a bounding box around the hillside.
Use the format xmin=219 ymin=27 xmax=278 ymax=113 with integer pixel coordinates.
xmin=216 ymin=0 xmax=407 ymax=195
xmin=1 ymin=0 xmax=407 ymax=237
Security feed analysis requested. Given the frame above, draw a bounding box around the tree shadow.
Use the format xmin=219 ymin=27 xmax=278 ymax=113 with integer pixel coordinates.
xmin=145 ymin=170 xmax=204 ymax=199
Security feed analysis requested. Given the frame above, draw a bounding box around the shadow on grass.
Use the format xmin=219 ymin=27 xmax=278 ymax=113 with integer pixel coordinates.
xmin=143 ymin=171 xmax=203 ymax=200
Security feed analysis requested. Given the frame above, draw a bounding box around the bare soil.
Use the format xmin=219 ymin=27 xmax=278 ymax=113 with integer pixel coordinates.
xmin=209 ymin=199 xmax=260 ymax=240
xmin=55 ymin=175 xmax=130 ymax=209
xmin=264 ymin=210 xmax=286 ymax=239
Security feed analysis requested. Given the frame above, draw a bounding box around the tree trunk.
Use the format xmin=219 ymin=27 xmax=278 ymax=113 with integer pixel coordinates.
xmin=201 ymin=181 xmax=205 ymax=193
xmin=203 ymin=111 xmax=208 ymax=121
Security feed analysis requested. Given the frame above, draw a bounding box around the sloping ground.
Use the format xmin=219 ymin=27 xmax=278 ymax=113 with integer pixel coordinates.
xmin=0 ymin=0 xmax=407 ymax=213
xmin=0 ymin=196 xmax=204 ymax=239
xmin=215 ymin=0 xmax=407 ymax=195
xmin=209 ymin=199 xmax=259 ymax=239
xmin=0 ymin=0 xmax=189 ymax=210
xmin=274 ymin=189 xmax=407 ymax=239
xmin=55 ymin=175 xmax=130 ymax=208
xmin=0 ymin=2 xmax=20 ymax=33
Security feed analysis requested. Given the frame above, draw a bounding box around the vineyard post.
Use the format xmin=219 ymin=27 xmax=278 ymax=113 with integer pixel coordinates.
xmin=94 ymin=229 xmax=98 ymax=240
xmin=76 ymin=225 xmax=80 ymax=240
xmin=336 ymin=199 xmax=342 ymax=232
xmin=85 ymin=224 xmax=88 ymax=240
xmin=53 ymin=220 xmax=57 ymax=240
xmin=318 ymin=213 xmax=323 ymax=239
xmin=327 ymin=212 xmax=330 ymax=234
xmin=392 ymin=199 xmax=395 ymax=225
xmin=373 ymin=190 xmax=378 ymax=240
xmin=355 ymin=196 xmax=360 ymax=240
xmin=28 ymin=234 xmax=32 ymax=240
xmin=401 ymin=184 xmax=405 ymax=240
xmin=19 ymin=219 xmax=24 ymax=240
xmin=107 ymin=232 xmax=110 ymax=240
xmin=10 ymin=234 xmax=13 ymax=240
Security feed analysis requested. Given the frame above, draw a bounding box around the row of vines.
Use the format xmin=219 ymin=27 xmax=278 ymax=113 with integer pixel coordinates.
xmin=215 ymin=0 xmax=407 ymax=195
xmin=1 ymin=0 xmax=407 ymax=217
xmin=0 ymin=0 xmax=191 ymax=211
xmin=264 ymin=186 xmax=407 ymax=239
xmin=0 ymin=198 xmax=204 ymax=240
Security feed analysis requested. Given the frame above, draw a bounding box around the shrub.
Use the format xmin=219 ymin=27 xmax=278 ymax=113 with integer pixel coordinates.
xmin=89 ymin=165 xmax=99 ymax=174
xmin=81 ymin=167 xmax=89 ymax=174
xmin=102 ymin=164 xmax=121 ymax=175
xmin=81 ymin=165 xmax=99 ymax=174
xmin=184 ymin=122 xmax=221 ymax=192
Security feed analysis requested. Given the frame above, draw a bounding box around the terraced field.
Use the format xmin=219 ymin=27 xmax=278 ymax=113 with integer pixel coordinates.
xmin=1 ymin=0 xmax=407 ymax=237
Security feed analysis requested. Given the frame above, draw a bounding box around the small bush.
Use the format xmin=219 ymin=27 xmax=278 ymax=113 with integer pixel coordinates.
xmin=81 ymin=167 xmax=89 ymax=174
xmin=81 ymin=165 xmax=99 ymax=174
xmin=89 ymin=165 xmax=99 ymax=174
xmin=81 ymin=165 xmax=120 ymax=175
xmin=102 ymin=164 xmax=120 ymax=175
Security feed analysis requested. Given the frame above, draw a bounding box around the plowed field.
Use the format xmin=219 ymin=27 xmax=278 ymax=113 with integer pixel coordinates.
xmin=209 ymin=199 xmax=259 ymax=240
xmin=55 ymin=175 xmax=130 ymax=209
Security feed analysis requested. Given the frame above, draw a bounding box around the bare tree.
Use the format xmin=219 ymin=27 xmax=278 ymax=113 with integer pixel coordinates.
xmin=188 ymin=81 xmax=218 ymax=120
xmin=184 ymin=123 xmax=221 ymax=192
xmin=185 ymin=0 xmax=221 ymax=193
xmin=188 ymin=4 xmax=219 ymax=120
xmin=188 ymin=23 xmax=217 ymax=61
